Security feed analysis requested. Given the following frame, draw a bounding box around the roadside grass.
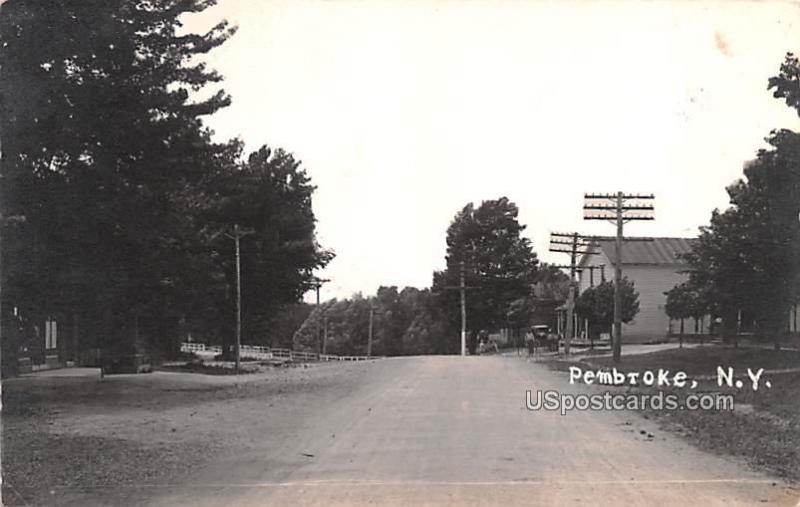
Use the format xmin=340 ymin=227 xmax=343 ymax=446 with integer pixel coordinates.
xmin=582 ymin=346 xmax=800 ymax=376
xmin=545 ymin=345 xmax=800 ymax=484
xmin=546 ymin=346 xmax=800 ymax=378
xmin=1 ymin=363 xmax=369 ymax=506
xmin=3 ymin=426 xmax=211 ymax=507
xmin=158 ymin=361 xmax=262 ymax=375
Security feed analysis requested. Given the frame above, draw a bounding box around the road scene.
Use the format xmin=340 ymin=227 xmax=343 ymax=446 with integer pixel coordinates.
xmin=2 ymin=1 xmax=800 ymax=506
xmin=5 ymin=355 xmax=798 ymax=506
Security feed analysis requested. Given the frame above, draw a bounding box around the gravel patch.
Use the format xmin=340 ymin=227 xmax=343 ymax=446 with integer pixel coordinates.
xmin=2 ymin=362 xmax=378 ymax=506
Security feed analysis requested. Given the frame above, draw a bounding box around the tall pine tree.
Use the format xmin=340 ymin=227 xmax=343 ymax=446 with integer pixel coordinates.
xmin=1 ymin=1 xmax=236 ymax=356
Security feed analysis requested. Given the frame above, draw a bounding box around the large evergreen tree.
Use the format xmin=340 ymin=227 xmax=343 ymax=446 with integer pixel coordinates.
xmin=1 ymin=0 xmax=238 ymax=356
xmin=200 ymin=146 xmax=334 ymax=348
xmin=0 ymin=2 xmax=332 ymax=363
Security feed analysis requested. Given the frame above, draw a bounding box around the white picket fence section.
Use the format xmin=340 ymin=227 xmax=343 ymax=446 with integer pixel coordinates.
xmin=180 ymin=343 xmax=378 ymax=363
xmin=240 ymin=345 xmax=271 ymax=360
xmin=181 ymin=342 xmax=206 ymax=353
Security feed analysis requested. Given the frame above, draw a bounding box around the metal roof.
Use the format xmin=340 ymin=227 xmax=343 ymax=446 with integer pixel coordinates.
xmin=589 ymin=237 xmax=695 ymax=266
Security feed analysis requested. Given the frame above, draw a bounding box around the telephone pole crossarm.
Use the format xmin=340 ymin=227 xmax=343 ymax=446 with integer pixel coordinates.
xmin=582 ymin=192 xmax=656 ymax=363
xmin=548 ymin=231 xmax=599 ymax=356
xmin=438 ymin=261 xmax=480 ymax=357
xmin=583 ymin=236 xmax=655 ymax=242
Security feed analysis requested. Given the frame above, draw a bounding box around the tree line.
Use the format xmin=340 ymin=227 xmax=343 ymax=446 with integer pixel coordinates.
xmin=290 ymin=198 xmax=575 ymax=356
xmin=666 ymin=54 xmax=800 ymax=347
xmin=0 ymin=1 xmax=577 ymax=366
xmin=0 ymin=0 xmax=332 ymax=371
xmin=8 ymin=2 xmax=793 ymax=366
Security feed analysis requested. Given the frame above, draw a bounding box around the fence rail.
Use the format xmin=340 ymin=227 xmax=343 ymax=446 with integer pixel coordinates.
xmin=180 ymin=343 xmax=379 ymax=363
xmin=181 ymin=342 xmax=206 ymax=353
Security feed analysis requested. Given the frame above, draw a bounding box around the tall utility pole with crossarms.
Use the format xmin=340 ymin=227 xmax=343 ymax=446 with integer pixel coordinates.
xmin=437 ymin=260 xmax=478 ymax=356
xmin=549 ymin=232 xmax=598 ymax=355
xmin=583 ymin=193 xmax=655 ymax=363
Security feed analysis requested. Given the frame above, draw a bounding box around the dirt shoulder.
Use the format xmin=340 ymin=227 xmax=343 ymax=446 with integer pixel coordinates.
xmin=2 ymin=362 xmax=381 ymax=506
xmin=545 ymin=345 xmax=800 ymax=484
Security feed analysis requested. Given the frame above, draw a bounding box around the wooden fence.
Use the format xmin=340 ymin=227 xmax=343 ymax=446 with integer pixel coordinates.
xmin=180 ymin=343 xmax=378 ymax=363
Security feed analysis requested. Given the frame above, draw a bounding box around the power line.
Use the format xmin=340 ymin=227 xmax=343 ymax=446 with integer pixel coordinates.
xmin=582 ymin=236 xmax=657 ymax=242
xmin=583 ymin=192 xmax=655 ymax=363
xmin=548 ymin=231 xmax=598 ymax=355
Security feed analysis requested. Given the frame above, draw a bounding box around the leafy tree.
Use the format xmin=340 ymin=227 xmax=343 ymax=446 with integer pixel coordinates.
xmin=398 ymin=288 xmax=455 ymax=355
xmin=293 ymin=296 xmax=373 ymax=356
xmin=291 ymin=287 xmax=457 ymax=357
xmin=260 ymin=303 xmax=313 ymax=349
xmin=371 ymin=286 xmax=415 ymax=356
xmin=665 ymin=282 xmax=693 ymax=346
xmin=686 ymin=283 xmax=712 ymax=336
xmin=683 ymin=53 xmax=800 ymax=348
xmin=533 ymin=263 xmax=570 ymax=302
xmin=432 ymin=197 xmax=539 ymax=353
xmin=769 ymin=52 xmax=800 ymax=113
xmin=760 ymin=54 xmax=800 ymax=343
xmin=197 ymin=146 xmax=333 ymax=350
xmin=1 ymin=0 xmax=238 ymax=358
xmin=502 ymin=264 xmax=570 ymax=348
xmin=0 ymin=2 xmax=333 ymax=366
xmin=682 ymin=206 xmax=751 ymax=340
xmin=575 ymin=278 xmax=639 ymax=340
xmin=293 ymin=299 xmax=337 ymax=352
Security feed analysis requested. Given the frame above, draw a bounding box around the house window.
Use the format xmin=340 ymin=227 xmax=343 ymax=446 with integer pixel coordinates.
xmin=45 ymin=319 xmax=57 ymax=350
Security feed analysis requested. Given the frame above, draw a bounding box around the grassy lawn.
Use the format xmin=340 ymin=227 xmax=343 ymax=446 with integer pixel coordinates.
xmin=546 ymin=345 xmax=800 ymax=484
xmin=586 ymin=346 xmax=800 ymax=376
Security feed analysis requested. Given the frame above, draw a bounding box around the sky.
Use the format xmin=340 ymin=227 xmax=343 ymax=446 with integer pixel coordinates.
xmin=183 ymin=0 xmax=800 ymax=302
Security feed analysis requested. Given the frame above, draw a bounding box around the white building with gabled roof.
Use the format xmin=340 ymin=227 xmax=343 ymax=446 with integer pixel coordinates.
xmin=577 ymin=237 xmax=697 ymax=343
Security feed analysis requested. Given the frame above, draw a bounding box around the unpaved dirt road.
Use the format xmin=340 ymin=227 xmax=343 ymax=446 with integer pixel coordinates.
xmin=144 ymin=356 xmax=797 ymax=506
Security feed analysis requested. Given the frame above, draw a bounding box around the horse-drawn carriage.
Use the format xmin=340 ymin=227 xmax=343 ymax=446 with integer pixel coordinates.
xmin=526 ymin=325 xmax=558 ymax=354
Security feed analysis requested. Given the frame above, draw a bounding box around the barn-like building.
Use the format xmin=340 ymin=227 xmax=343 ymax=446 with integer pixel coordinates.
xmin=576 ymin=237 xmax=696 ymax=343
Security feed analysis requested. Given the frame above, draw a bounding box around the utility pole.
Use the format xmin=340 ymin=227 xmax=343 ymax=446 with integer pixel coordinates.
xmin=366 ymin=302 xmax=387 ymax=358
xmin=550 ymin=232 xmax=598 ymax=355
xmin=316 ymin=285 xmax=322 ymax=353
xmin=437 ymin=260 xmax=476 ymax=356
xmin=460 ymin=261 xmax=467 ymax=356
xmin=583 ymin=192 xmax=655 ymax=363
xmin=322 ymin=315 xmax=329 ymax=355
xmin=368 ymin=304 xmax=375 ymax=358
xmin=308 ymin=277 xmax=330 ymax=355
xmin=227 ymin=224 xmax=255 ymax=373
xmin=613 ymin=194 xmax=624 ymax=363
